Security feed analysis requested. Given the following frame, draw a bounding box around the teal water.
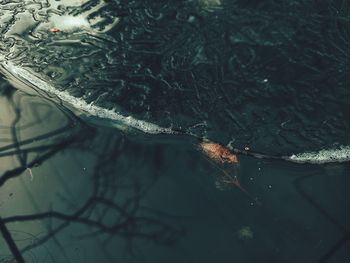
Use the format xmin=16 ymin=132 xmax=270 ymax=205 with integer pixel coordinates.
xmin=1 ymin=1 xmax=350 ymax=262
xmin=1 ymin=78 xmax=350 ymax=262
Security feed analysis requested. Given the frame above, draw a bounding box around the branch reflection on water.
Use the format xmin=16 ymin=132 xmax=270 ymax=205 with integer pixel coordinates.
xmin=1 ymin=77 xmax=350 ymax=263
xmin=0 ymin=81 xmax=184 ymax=262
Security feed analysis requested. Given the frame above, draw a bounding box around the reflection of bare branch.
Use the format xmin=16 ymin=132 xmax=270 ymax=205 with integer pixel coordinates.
xmin=0 ymin=217 xmax=25 ymax=263
xmin=2 ymin=155 xmax=183 ymax=259
xmin=0 ymin=136 xmax=80 ymax=187
xmin=0 ymin=89 xmax=183 ymax=262
xmin=2 ymin=196 xmax=183 ymax=242
xmin=292 ymin=173 xmax=350 ymax=262
xmin=8 ymin=96 xmax=25 ymax=167
xmin=318 ymin=233 xmax=350 ymax=263
xmin=293 ymin=173 xmax=346 ymax=232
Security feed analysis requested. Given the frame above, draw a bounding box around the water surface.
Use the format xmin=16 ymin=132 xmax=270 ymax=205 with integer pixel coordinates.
xmin=1 ymin=1 xmax=350 ymax=262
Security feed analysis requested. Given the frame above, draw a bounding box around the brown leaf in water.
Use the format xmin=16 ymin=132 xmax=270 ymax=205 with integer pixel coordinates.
xmin=48 ymin=28 xmax=61 ymax=33
xmin=199 ymin=142 xmax=238 ymax=164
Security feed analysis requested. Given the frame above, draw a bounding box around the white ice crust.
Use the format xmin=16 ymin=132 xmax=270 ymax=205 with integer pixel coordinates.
xmin=48 ymin=15 xmax=90 ymax=31
xmin=2 ymin=61 xmax=350 ymax=163
xmin=288 ymin=146 xmax=350 ymax=164
xmin=2 ymin=61 xmax=175 ymax=135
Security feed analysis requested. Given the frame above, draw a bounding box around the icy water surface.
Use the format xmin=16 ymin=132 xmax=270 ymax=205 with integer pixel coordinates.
xmin=1 ymin=0 xmax=350 ymax=262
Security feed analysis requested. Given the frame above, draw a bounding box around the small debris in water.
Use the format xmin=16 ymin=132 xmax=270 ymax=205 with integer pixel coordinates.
xmin=199 ymin=142 xmax=238 ymax=164
xmin=48 ymin=28 xmax=61 ymax=33
xmin=27 ymin=167 xmax=34 ymax=181
xmin=237 ymin=226 xmax=254 ymax=240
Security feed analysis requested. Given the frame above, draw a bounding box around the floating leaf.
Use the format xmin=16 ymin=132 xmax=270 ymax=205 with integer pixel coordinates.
xmin=199 ymin=142 xmax=238 ymax=164
xmin=48 ymin=28 xmax=60 ymax=33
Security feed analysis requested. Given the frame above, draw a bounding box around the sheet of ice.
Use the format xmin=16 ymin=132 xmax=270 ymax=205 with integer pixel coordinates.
xmin=48 ymin=15 xmax=90 ymax=31
xmin=199 ymin=0 xmax=222 ymax=7
xmin=33 ymin=1 xmax=118 ymax=33
xmin=1 ymin=61 xmax=175 ymax=135
xmin=3 ymin=60 xmax=350 ymax=163
xmin=288 ymin=146 xmax=350 ymax=164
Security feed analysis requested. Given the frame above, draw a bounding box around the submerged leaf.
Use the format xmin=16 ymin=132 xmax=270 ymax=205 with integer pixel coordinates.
xmin=48 ymin=28 xmax=61 ymax=33
xmin=199 ymin=142 xmax=238 ymax=164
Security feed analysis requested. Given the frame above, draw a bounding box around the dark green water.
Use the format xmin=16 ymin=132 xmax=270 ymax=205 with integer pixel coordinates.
xmin=1 ymin=77 xmax=350 ymax=262
xmin=1 ymin=0 xmax=350 ymax=262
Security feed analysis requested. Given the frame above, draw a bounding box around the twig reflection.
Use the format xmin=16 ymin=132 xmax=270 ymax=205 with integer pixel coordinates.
xmin=0 ymin=86 xmax=183 ymax=262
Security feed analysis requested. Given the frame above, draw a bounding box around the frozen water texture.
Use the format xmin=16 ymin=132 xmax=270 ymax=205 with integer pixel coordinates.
xmin=48 ymin=15 xmax=90 ymax=32
xmin=2 ymin=61 xmax=175 ymax=135
xmin=1 ymin=0 xmax=350 ymax=163
xmin=288 ymin=146 xmax=350 ymax=164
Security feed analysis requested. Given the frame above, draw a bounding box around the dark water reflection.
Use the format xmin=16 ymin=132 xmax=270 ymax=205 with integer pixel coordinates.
xmin=1 ymin=0 xmax=350 ymax=155
xmin=1 ymin=0 xmax=350 ymax=262
xmin=1 ymin=77 xmax=350 ymax=262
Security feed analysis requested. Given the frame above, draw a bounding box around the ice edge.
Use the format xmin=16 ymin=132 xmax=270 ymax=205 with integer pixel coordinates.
xmin=2 ymin=61 xmax=175 ymax=135
xmin=287 ymin=145 xmax=350 ymax=164
xmin=2 ymin=61 xmax=350 ymax=164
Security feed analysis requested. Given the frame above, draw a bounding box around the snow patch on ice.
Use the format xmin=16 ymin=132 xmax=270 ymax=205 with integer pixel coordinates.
xmin=2 ymin=61 xmax=175 ymax=135
xmin=48 ymin=15 xmax=90 ymax=32
xmin=288 ymin=146 xmax=350 ymax=164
